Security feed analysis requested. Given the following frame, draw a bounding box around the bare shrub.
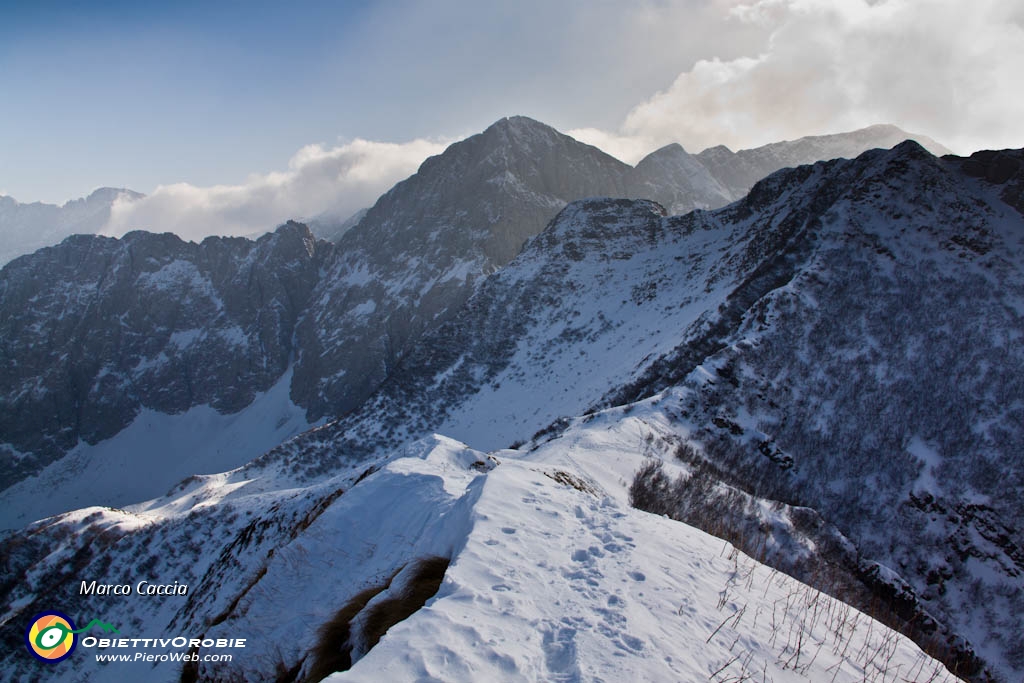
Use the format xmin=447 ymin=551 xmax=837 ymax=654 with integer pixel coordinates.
xmin=361 ymin=556 xmax=450 ymax=652
xmin=305 ymin=556 xmax=450 ymax=682
xmin=304 ymin=582 xmax=394 ymax=681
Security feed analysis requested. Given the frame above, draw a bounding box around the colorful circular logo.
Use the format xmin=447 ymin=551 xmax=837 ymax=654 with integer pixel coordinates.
xmin=25 ymin=611 xmax=77 ymax=662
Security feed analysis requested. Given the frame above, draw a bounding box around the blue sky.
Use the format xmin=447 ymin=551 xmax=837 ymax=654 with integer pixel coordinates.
xmin=1 ymin=1 xmax=406 ymax=199
xmin=2 ymin=0 xmax=743 ymax=203
xmin=1 ymin=0 xmax=1021 ymax=238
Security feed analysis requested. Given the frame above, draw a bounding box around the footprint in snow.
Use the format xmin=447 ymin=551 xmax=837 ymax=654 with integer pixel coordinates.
xmin=595 ymin=607 xmax=627 ymax=628
xmin=618 ymin=634 xmax=645 ymax=653
xmin=541 ymin=625 xmax=581 ymax=681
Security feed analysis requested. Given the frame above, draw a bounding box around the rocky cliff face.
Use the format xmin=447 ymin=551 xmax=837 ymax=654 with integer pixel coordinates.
xmin=0 ymin=221 xmax=326 ymax=489
xmin=289 ymin=116 xmax=636 ymax=418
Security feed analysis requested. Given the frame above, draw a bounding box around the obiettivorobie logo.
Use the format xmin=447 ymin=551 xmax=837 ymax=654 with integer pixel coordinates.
xmin=25 ymin=611 xmax=119 ymax=663
xmin=24 ymin=609 xmax=246 ymax=666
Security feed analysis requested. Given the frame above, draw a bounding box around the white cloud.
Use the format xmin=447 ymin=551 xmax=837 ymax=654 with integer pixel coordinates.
xmin=567 ymin=128 xmax=660 ymax=166
xmin=102 ymin=137 xmax=448 ymax=241
xmin=576 ymin=0 xmax=1024 ymax=158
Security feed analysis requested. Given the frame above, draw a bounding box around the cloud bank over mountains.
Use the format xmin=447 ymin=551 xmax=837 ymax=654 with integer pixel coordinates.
xmin=87 ymin=0 xmax=1023 ymax=240
xmin=101 ymin=137 xmax=448 ymax=241
xmin=572 ymin=0 xmax=1024 ymax=163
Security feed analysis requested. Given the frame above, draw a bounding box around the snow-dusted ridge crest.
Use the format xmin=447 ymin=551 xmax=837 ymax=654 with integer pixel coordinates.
xmin=0 ymin=428 xmax=962 ymax=683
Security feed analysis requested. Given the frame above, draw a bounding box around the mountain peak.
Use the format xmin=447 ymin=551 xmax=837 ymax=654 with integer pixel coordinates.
xmin=484 ymin=115 xmax=555 ymax=135
xmin=696 ymin=144 xmax=734 ymax=159
xmin=630 ymin=143 xmax=731 ymax=213
xmin=890 ymin=138 xmax=933 ymax=158
xmin=858 ymin=123 xmax=905 ymax=134
xmin=851 ymin=139 xmax=943 ymax=181
xmin=58 ymin=187 xmax=144 ymax=210
xmin=277 ymin=218 xmax=314 ymax=237
xmin=83 ymin=187 xmax=144 ymax=204
xmin=477 ymin=115 xmax=567 ymax=151
xmin=636 ymin=142 xmax=691 ymax=166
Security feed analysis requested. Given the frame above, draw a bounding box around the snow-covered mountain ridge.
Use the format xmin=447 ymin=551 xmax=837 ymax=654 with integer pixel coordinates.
xmin=694 ymin=123 xmax=949 ymax=200
xmin=2 ymin=140 xmax=1019 ymax=680
xmin=215 ymin=141 xmax=1023 ymax=678
xmin=0 ymin=422 xmax=962 ymax=682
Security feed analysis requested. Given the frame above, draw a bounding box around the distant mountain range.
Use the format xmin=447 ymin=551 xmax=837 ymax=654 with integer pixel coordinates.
xmin=2 ymin=117 xmax=1017 ymax=681
xmin=0 ymin=121 xmax=948 ymax=265
xmin=0 ymin=187 xmax=144 ymax=266
xmin=307 ymin=120 xmax=949 ymax=241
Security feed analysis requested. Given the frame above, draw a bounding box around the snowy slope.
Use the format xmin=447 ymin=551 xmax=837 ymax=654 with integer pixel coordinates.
xmin=331 ymin=439 xmax=957 ymax=683
xmin=601 ymin=145 xmax=1024 ymax=678
xmin=0 ymin=430 xmax=959 ymax=683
